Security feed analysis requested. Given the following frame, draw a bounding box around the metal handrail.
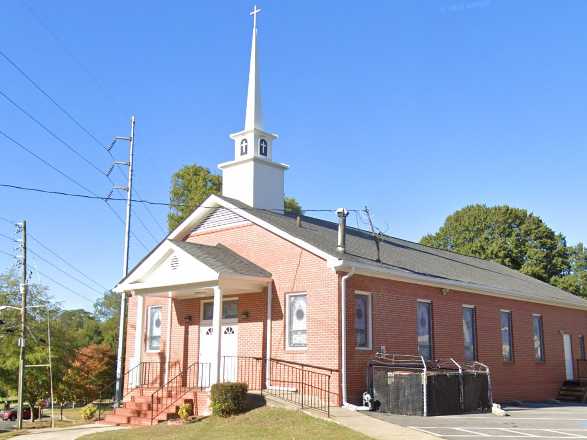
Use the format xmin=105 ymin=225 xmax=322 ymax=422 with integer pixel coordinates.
xmin=96 ymin=361 xmax=161 ymax=422
xmin=150 ymin=361 xmax=210 ymax=424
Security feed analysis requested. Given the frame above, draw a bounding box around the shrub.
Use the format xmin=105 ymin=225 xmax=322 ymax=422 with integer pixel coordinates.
xmin=80 ymin=404 xmax=97 ymax=421
xmin=210 ymin=382 xmax=247 ymax=417
xmin=177 ymin=402 xmax=192 ymax=422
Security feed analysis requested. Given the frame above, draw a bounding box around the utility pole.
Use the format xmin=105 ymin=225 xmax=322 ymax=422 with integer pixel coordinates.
xmin=113 ymin=116 xmax=136 ymax=404
xmin=16 ymin=220 xmax=27 ymax=430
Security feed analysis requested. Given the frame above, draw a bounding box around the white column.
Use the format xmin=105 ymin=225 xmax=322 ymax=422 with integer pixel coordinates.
xmin=211 ymin=286 xmax=223 ymax=385
xmin=164 ymin=292 xmax=173 ymax=384
xmin=265 ymin=282 xmax=272 ymax=388
xmin=131 ymin=293 xmax=144 ymax=387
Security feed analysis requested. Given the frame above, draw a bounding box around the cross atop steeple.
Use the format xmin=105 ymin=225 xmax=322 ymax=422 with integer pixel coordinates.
xmin=250 ymin=5 xmax=261 ymax=29
xmin=245 ymin=5 xmax=262 ymax=132
xmin=220 ymin=5 xmax=288 ymax=211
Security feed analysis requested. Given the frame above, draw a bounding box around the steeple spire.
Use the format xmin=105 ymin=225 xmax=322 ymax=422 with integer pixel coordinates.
xmin=245 ymin=5 xmax=262 ymax=131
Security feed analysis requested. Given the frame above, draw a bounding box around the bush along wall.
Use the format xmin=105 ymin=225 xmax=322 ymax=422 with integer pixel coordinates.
xmin=210 ymin=382 xmax=248 ymax=417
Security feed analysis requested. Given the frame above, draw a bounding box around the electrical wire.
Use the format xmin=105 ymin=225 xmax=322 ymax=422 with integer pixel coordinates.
xmin=28 ymin=248 xmax=104 ymax=296
xmin=0 ymin=183 xmax=361 ymax=213
xmin=31 ymin=267 xmax=95 ymax=305
xmin=0 ymin=131 xmax=148 ymax=251
xmin=27 ymin=233 xmax=108 ymax=292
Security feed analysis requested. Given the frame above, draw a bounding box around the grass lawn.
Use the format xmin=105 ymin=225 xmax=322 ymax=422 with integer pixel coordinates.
xmin=82 ymin=407 xmax=371 ymax=440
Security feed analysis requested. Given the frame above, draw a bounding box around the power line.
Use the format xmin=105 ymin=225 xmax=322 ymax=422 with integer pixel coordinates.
xmin=28 ymin=248 xmax=104 ymax=296
xmin=0 ymin=89 xmax=112 ymax=179
xmin=27 ymin=233 xmax=108 ymax=292
xmin=0 ymin=183 xmax=360 ymax=213
xmin=0 ymin=130 xmax=149 ymax=251
xmin=32 ymin=267 xmax=95 ymax=305
xmin=0 ymin=49 xmax=104 ymax=148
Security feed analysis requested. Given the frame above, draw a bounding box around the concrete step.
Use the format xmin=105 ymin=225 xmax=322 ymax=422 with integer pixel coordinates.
xmin=124 ymin=401 xmax=152 ymax=411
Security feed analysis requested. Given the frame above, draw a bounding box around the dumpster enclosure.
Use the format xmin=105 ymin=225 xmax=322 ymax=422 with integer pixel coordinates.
xmin=367 ymin=353 xmax=492 ymax=416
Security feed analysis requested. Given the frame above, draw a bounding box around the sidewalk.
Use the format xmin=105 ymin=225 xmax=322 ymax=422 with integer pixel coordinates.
xmin=8 ymin=423 xmax=125 ymax=440
xmin=329 ymin=407 xmax=437 ymax=440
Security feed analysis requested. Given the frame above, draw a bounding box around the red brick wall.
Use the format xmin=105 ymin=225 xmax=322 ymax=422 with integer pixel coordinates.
xmin=186 ymin=224 xmax=341 ymax=380
xmin=124 ymin=220 xmax=587 ymax=407
xmin=344 ymin=274 xmax=587 ymax=404
xmin=125 ymin=222 xmax=341 ymax=401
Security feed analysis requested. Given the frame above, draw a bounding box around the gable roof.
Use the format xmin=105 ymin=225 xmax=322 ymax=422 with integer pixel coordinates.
xmin=204 ymin=195 xmax=587 ymax=311
xmin=170 ymin=240 xmax=271 ymax=278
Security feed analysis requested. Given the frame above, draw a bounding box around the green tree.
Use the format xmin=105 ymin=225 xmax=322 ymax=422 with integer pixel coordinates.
xmin=93 ymin=290 xmax=121 ymax=352
xmin=421 ymin=204 xmax=570 ymax=284
xmin=552 ymin=243 xmax=587 ymax=297
xmin=168 ymin=164 xmax=303 ymax=230
xmin=168 ymin=164 xmax=222 ymax=231
xmin=284 ymin=197 xmax=302 ymax=215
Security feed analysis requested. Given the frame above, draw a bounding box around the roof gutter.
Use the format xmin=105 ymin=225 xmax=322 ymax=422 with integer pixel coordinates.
xmin=332 ymin=260 xmax=587 ymax=312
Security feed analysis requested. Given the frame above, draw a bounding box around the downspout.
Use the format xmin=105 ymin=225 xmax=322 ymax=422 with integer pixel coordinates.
xmin=341 ymin=269 xmax=371 ymax=410
xmin=265 ymin=282 xmax=273 ymax=388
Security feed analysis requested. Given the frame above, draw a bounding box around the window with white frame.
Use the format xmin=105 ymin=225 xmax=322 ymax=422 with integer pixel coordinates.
xmin=147 ymin=306 xmax=162 ymax=351
xmin=287 ymin=293 xmax=307 ymax=348
xmin=533 ymin=314 xmax=545 ymax=361
xmin=500 ymin=310 xmax=513 ymax=361
xmin=463 ymin=306 xmax=477 ymax=361
xmin=355 ymin=292 xmax=372 ymax=349
xmin=417 ymin=301 xmax=433 ymax=361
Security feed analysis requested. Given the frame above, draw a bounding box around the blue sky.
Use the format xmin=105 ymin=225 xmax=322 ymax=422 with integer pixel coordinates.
xmin=0 ymin=0 xmax=586 ymax=311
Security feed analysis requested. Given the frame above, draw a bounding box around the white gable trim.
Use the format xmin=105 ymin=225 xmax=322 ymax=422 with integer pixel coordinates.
xmin=168 ymin=195 xmax=340 ymax=266
xmin=116 ymin=240 xmax=220 ymax=292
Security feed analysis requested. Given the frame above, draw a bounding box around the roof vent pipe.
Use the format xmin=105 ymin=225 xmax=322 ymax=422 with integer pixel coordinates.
xmin=337 ymin=208 xmax=349 ymax=253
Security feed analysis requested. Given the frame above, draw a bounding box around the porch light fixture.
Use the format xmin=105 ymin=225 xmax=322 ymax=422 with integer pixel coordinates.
xmin=184 ymin=315 xmax=192 ymax=323
xmin=240 ymin=310 xmax=250 ymax=319
xmin=441 ymin=288 xmax=450 ymax=296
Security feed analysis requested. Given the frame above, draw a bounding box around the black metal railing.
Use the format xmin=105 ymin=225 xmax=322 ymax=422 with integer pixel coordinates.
xmin=150 ymin=361 xmax=211 ymax=424
xmin=221 ymin=356 xmax=264 ymax=390
xmin=96 ymin=361 xmax=164 ymax=422
xmin=218 ymin=356 xmax=333 ymax=416
xmin=265 ymin=358 xmax=333 ymax=416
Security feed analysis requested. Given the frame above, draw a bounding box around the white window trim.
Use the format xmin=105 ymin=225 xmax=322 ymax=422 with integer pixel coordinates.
xmin=355 ymin=291 xmax=373 ymax=351
xmin=146 ymin=305 xmax=162 ymax=353
xmin=200 ymin=297 xmax=239 ymax=326
xmin=285 ymin=292 xmax=308 ymax=351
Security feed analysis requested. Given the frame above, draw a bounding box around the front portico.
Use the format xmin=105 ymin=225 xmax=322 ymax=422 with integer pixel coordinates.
xmin=116 ymin=239 xmax=272 ymax=388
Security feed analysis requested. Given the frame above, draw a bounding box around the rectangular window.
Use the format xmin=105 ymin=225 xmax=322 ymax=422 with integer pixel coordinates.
xmin=533 ymin=314 xmax=545 ymax=361
xmin=417 ymin=301 xmax=433 ymax=360
xmin=580 ymin=335 xmax=586 ymax=361
xmin=202 ymin=299 xmax=238 ymax=321
xmin=355 ymin=293 xmax=372 ymax=349
xmin=463 ymin=306 xmax=477 ymax=361
xmin=287 ymin=293 xmax=307 ymax=348
xmin=500 ymin=310 xmax=513 ymax=362
xmin=147 ymin=306 xmax=162 ymax=351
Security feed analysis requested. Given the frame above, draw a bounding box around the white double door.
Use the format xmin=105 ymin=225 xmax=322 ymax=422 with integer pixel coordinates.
xmin=199 ymin=321 xmax=238 ymax=386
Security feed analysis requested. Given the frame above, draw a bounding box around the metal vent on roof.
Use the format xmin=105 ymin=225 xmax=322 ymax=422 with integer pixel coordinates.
xmin=169 ymin=255 xmax=179 ymax=270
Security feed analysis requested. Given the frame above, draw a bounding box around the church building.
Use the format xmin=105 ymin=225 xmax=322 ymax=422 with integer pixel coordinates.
xmin=110 ymin=6 xmax=587 ymax=425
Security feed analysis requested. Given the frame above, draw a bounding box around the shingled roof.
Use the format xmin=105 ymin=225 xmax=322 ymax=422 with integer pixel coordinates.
xmin=170 ymin=240 xmax=271 ymax=279
xmin=216 ymin=195 xmax=587 ymax=310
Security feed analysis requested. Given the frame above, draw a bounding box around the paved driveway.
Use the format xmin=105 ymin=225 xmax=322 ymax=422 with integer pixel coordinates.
xmin=368 ymin=403 xmax=587 ymax=439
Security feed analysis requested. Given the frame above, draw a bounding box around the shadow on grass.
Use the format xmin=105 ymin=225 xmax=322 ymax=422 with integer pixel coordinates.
xmin=244 ymin=393 xmax=267 ymax=412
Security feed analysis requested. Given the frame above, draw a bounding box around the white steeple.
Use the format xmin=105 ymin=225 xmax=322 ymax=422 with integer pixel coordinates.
xmin=244 ymin=5 xmax=262 ymax=131
xmin=219 ymin=5 xmax=288 ymax=211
